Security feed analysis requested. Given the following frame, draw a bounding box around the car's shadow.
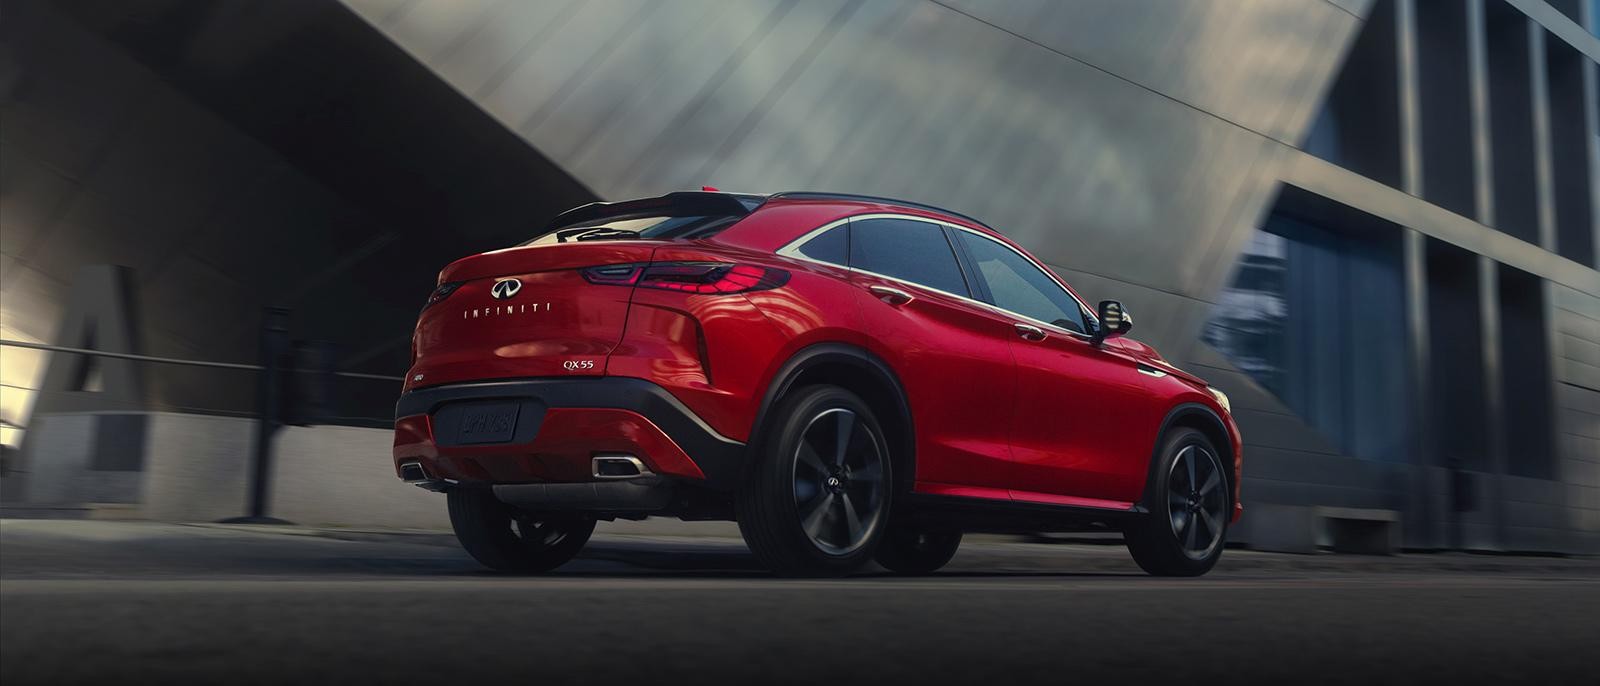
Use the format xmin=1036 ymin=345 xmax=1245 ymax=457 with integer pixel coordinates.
xmin=409 ymin=541 xmax=1152 ymax=581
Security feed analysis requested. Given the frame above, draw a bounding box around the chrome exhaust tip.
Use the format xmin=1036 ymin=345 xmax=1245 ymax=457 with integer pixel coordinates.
xmin=592 ymin=455 xmax=651 ymax=480
xmin=399 ymin=461 xmax=429 ymax=482
xmin=399 ymin=461 xmax=453 ymax=491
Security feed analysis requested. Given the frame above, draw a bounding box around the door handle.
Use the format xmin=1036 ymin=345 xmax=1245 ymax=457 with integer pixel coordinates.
xmin=1014 ymin=323 xmax=1047 ymax=341
xmin=868 ymin=285 xmax=914 ymax=306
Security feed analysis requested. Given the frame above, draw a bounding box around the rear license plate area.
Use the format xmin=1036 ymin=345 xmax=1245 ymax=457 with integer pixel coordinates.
xmin=432 ymin=399 xmax=544 ymax=447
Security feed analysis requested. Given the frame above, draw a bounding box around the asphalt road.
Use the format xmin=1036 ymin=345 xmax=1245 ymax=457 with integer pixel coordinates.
xmin=2 ymin=520 xmax=1596 ymax=685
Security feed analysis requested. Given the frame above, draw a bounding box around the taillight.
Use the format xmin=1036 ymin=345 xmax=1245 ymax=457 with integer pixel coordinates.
xmin=582 ymin=264 xmax=644 ymax=286
xmin=640 ymin=263 xmax=789 ymax=293
xmin=582 ymin=262 xmax=788 ymax=294
xmin=423 ymin=281 xmax=463 ymax=310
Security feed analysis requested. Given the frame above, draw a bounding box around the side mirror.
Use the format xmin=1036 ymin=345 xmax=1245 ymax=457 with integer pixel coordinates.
xmin=1091 ymin=300 xmax=1132 ymax=346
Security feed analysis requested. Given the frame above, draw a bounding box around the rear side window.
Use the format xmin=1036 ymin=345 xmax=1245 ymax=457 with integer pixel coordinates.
xmin=954 ymin=231 xmax=1085 ymax=332
xmin=849 ymin=218 xmax=970 ymax=297
xmin=522 ymin=215 xmax=737 ymax=246
xmin=795 ymin=225 xmax=848 ymax=265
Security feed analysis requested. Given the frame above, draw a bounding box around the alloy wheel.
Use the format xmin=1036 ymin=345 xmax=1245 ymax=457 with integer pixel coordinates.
xmin=514 ymin=516 xmax=577 ymax=548
xmin=1166 ymin=444 xmax=1227 ymax=560
xmin=791 ymin=408 xmax=887 ymax=555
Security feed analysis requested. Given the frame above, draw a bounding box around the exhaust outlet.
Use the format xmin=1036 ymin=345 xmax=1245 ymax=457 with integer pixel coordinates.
xmin=399 ymin=461 xmax=429 ymax=482
xmin=592 ymin=455 xmax=650 ymax=480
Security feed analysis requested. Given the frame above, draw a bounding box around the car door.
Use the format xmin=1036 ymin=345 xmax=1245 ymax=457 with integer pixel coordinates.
xmin=948 ymin=228 xmax=1163 ymax=507
xmin=844 ymin=216 xmax=1018 ymax=496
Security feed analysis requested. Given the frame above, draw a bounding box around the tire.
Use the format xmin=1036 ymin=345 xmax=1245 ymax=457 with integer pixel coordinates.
xmin=874 ymin=524 xmax=961 ymax=575
xmin=447 ymin=488 xmax=595 ymax=574
xmin=737 ymin=385 xmax=893 ymax=577
xmin=1124 ymin=427 xmax=1229 ymax=577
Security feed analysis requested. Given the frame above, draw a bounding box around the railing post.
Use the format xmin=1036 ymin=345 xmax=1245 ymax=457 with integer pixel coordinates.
xmin=223 ymin=306 xmax=295 ymax=524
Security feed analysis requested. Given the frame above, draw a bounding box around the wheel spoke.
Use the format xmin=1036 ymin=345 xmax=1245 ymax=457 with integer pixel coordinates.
xmin=851 ymin=460 xmax=883 ymax=483
xmin=797 ymin=443 xmax=829 ymax=476
xmin=1182 ymin=446 xmax=1196 ymax=489
xmin=1197 ymin=507 xmax=1221 ymax=545
xmin=1170 ymin=510 xmax=1189 ymax=536
xmin=833 ymin=410 xmax=856 ymax=466
xmin=839 ymin=492 xmax=864 ymax=541
xmin=1198 ymin=468 xmax=1221 ymax=497
xmin=1185 ymin=511 xmax=1200 ymax=549
xmin=800 ymin=492 xmax=836 ymax=541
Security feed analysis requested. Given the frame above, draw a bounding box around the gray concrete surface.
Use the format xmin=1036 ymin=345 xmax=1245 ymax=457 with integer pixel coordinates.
xmin=23 ymin=413 xmax=450 ymax=529
xmin=2 ymin=520 xmax=1596 ymax=685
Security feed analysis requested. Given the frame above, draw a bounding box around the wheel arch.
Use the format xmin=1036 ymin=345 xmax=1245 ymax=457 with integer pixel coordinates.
xmin=748 ymin=343 xmax=915 ymax=495
xmin=1140 ymin=403 xmax=1234 ymax=512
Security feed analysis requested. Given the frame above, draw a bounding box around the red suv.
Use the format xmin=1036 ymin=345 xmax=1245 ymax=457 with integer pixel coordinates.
xmin=394 ymin=191 xmax=1241 ymax=577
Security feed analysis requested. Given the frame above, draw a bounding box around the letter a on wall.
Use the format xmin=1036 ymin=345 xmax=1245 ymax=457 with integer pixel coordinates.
xmin=34 ymin=265 xmax=146 ymax=414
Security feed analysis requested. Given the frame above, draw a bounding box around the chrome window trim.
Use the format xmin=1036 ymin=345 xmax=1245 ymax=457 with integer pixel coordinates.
xmin=776 ymin=212 xmax=1099 ymax=341
xmin=775 ymin=216 xmax=853 ymax=265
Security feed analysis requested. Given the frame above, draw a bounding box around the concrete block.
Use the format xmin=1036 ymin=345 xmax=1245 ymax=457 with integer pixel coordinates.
xmin=1241 ymin=503 xmax=1318 ymax=554
xmin=22 ymin=413 xmax=95 ymax=503
xmin=1317 ymin=507 xmax=1401 ymax=555
xmin=139 ymin=413 xmax=253 ymax=521
xmin=271 ymin=424 xmax=448 ymax=530
xmin=19 ymin=413 xmax=142 ymax=504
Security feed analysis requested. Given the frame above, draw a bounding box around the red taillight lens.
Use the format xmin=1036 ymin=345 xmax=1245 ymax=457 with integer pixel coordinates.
xmin=582 ymin=262 xmax=788 ymax=294
xmin=423 ymin=281 xmax=463 ymax=310
xmin=638 ymin=263 xmax=782 ymax=294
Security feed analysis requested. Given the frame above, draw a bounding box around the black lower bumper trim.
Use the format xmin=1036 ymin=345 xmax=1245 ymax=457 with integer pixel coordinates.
xmin=396 ymin=377 xmax=746 ymax=490
xmin=493 ymin=477 xmax=674 ymax=512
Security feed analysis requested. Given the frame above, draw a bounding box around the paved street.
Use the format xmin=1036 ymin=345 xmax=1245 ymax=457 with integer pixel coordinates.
xmin=2 ymin=520 xmax=1596 ymax=685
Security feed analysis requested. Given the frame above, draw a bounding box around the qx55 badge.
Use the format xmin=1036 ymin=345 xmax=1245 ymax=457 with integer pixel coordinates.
xmin=490 ymin=278 xmax=522 ymax=300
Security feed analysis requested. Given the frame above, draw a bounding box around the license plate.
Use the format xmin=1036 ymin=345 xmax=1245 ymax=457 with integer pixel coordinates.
xmin=455 ymin=403 xmax=520 ymax=444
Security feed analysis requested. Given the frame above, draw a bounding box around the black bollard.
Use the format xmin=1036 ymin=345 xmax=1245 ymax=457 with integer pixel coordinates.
xmin=220 ymin=306 xmax=295 ymax=525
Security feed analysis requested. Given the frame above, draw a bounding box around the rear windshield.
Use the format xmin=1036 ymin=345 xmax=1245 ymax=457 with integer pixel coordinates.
xmin=522 ymin=215 xmax=738 ymax=246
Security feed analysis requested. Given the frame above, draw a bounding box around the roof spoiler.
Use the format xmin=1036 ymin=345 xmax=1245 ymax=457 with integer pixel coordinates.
xmin=769 ymin=191 xmax=993 ymax=230
xmin=543 ymin=191 xmax=767 ymax=232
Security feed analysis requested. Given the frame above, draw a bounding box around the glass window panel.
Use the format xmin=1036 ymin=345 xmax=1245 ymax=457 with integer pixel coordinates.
xmin=848 ymin=218 xmax=969 ymax=297
xmin=795 ymin=225 xmax=848 ymax=266
xmin=954 ymin=231 xmax=1084 ymax=333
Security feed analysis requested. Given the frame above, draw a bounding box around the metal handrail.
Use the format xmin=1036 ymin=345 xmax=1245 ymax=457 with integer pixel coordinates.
xmin=0 ymin=339 xmax=404 ymax=382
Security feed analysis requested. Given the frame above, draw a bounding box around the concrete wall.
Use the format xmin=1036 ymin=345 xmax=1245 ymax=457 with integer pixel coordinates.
xmin=138 ymin=413 xmax=253 ymax=522
xmin=1553 ymin=285 xmax=1600 ymax=552
xmin=272 ymin=423 xmax=445 ymax=530
xmin=15 ymin=411 xmax=448 ymax=530
xmin=20 ymin=413 xmax=140 ymax=505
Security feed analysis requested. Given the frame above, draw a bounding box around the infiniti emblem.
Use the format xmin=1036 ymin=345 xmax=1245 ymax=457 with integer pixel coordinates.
xmin=490 ymin=279 xmax=522 ymax=300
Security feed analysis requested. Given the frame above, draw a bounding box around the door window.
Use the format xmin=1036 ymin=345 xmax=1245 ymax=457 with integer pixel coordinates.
xmin=849 ymin=218 xmax=970 ymax=297
xmin=954 ymin=231 xmax=1086 ymax=333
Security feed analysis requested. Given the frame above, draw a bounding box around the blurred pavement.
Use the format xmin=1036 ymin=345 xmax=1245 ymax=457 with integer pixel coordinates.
xmin=2 ymin=519 xmax=1596 ymax=685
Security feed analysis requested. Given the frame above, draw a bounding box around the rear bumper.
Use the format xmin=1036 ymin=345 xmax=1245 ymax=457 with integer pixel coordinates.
xmin=393 ymin=377 xmax=747 ymax=497
xmin=492 ymin=477 xmax=677 ymax=512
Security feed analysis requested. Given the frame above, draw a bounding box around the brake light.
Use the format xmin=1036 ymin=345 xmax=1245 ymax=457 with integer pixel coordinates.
xmin=582 ymin=262 xmax=788 ymax=294
xmin=423 ymin=281 xmax=463 ymax=309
